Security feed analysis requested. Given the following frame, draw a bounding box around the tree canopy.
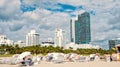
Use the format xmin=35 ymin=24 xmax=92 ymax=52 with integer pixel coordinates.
xmin=0 ymin=44 xmax=116 ymax=55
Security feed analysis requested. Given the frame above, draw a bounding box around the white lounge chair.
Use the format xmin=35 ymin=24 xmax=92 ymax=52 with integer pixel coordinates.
xmin=79 ymin=56 xmax=86 ymax=62
xmin=0 ymin=58 xmax=6 ymax=64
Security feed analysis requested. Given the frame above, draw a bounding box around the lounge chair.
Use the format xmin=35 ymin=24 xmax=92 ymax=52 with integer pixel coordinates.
xmin=0 ymin=58 xmax=6 ymax=64
xmin=79 ymin=56 xmax=86 ymax=62
xmin=53 ymin=55 xmax=64 ymax=64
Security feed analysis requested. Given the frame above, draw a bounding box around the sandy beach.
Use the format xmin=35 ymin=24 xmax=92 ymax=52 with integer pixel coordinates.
xmin=0 ymin=61 xmax=120 ymax=67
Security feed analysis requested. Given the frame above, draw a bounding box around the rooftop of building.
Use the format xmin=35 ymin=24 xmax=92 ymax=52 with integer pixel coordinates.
xmin=71 ymin=10 xmax=87 ymax=21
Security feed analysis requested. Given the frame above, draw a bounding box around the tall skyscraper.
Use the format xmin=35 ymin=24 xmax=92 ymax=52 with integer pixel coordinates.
xmin=70 ymin=10 xmax=91 ymax=44
xmin=26 ymin=30 xmax=39 ymax=46
xmin=55 ymin=29 xmax=65 ymax=47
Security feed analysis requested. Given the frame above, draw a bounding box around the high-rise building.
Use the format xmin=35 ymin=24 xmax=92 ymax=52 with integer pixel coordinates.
xmin=109 ymin=39 xmax=120 ymax=50
xmin=70 ymin=10 xmax=91 ymax=44
xmin=26 ymin=30 xmax=39 ymax=46
xmin=55 ymin=29 xmax=65 ymax=47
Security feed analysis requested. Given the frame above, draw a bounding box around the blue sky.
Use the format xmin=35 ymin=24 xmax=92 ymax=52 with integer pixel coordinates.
xmin=0 ymin=0 xmax=120 ymax=49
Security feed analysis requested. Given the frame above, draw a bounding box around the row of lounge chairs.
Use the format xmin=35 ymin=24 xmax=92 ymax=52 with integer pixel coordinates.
xmin=0 ymin=53 xmax=97 ymax=65
xmin=45 ymin=53 xmax=88 ymax=63
xmin=0 ymin=52 xmax=42 ymax=66
xmin=0 ymin=52 xmax=118 ymax=66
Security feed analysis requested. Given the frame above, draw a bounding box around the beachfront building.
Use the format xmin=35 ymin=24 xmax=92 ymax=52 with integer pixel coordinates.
xmin=0 ymin=35 xmax=14 ymax=45
xmin=15 ymin=40 xmax=25 ymax=47
xmin=41 ymin=38 xmax=54 ymax=46
xmin=41 ymin=42 xmax=54 ymax=47
xmin=65 ymin=43 xmax=100 ymax=50
xmin=55 ymin=29 xmax=65 ymax=47
xmin=109 ymin=39 xmax=120 ymax=50
xmin=26 ymin=30 xmax=39 ymax=46
xmin=70 ymin=10 xmax=91 ymax=44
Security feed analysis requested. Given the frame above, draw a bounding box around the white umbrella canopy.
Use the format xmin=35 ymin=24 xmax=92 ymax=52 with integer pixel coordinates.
xmin=17 ymin=52 xmax=32 ymax=60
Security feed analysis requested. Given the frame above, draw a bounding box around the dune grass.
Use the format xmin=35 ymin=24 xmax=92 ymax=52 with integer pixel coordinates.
xmin=0 ymin=54 xmax=13 ymax=57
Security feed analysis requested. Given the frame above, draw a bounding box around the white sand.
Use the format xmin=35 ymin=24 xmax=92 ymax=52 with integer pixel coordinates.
xmin=0 ymin=61 xmax=120 ymax=67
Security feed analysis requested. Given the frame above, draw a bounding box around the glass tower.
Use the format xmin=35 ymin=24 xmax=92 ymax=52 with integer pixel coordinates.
xmin=70 ymin=11 xmax=91 ymax=44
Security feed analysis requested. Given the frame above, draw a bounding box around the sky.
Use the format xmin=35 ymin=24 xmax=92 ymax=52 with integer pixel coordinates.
xmin=0 ymin=0 xmax=120 ymax=49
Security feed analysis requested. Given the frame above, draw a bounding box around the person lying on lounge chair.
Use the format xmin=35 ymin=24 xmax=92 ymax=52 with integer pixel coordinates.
xmin=21 ymin=56 xmax=34 ymax=66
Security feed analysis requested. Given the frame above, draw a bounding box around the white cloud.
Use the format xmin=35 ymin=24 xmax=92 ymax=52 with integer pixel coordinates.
xmin=0 ymin=0 xmax=6 ymax=7
xmin=22 ymin=11 xmax=39 ymax=20
xmin=57 ymin=0 xmax=89 ymax=6
xmin=0 ymin=0 xmax=22 ymax=21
